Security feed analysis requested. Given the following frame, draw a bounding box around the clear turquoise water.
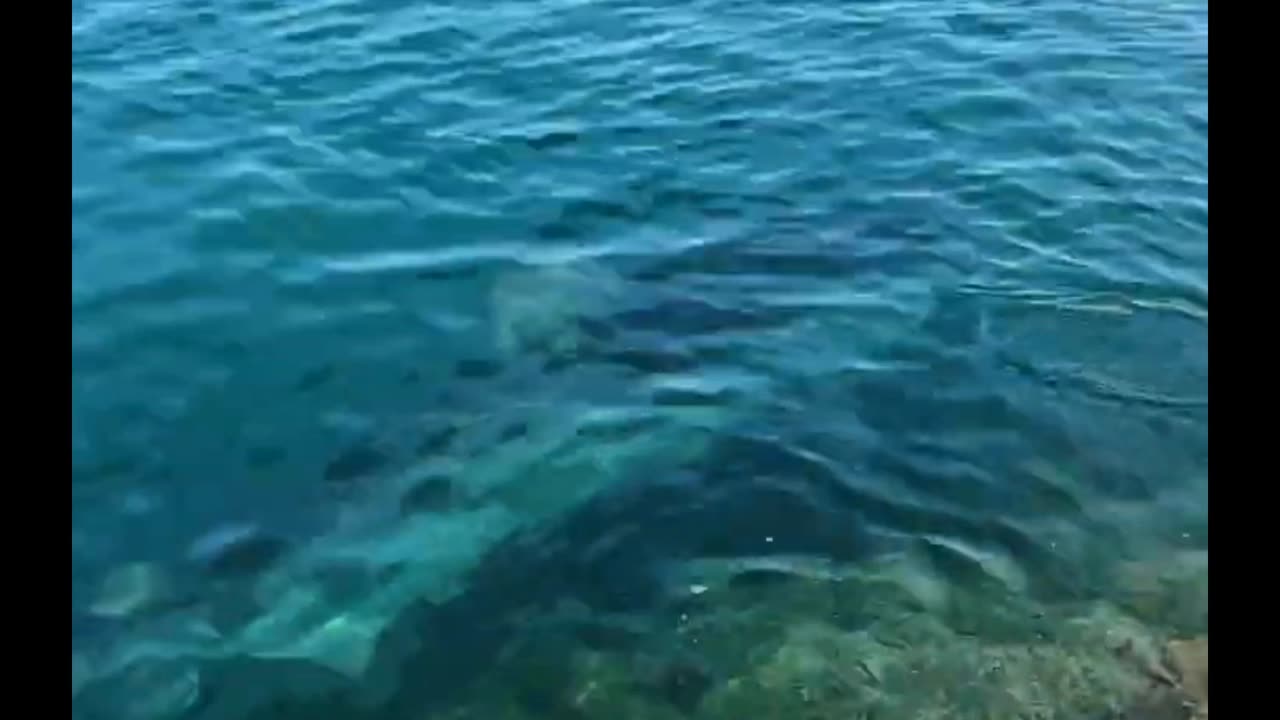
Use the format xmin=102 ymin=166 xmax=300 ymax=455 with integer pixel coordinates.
xmin=72 ymin=1 xmax=1207 ymax=718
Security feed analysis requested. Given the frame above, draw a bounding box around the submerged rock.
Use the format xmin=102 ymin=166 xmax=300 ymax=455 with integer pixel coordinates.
xmin=417 ymin=423 xmax=460 ymax=457
xmin=76 ymin=658 xmax=202 ymax=720
xmin=500 ymin=634 xmax=583 ymax=718
xmin=653 ymin=659 xmax=714 ymax=714
xmin=187 ymin=524 xmax=291 ymax=577
xmin=324 ymin=443 xmax=390 ymax=487
xmin=1120 ymin=688 xmax=1196 ymax=720
xmin=727 ymin=568 xmax=796 ymax=590
xmin=398 ymin=475 xmax=455 ymax=515
xmin=170 ymin=655 xmax=359 ymax=720
xmin=454 ymin=358 xmax=502 ymax=379
xmin=274 ymin=613 xmax=386 ymax=681
xmin=570 ymin=620 xmax=646 ymax=653
xmin=691 ymin=599 xmax=1168 ymax=720
xmin=1165 ymin=636 xmax=1207 ymax=715
xmin=204 ymin=587 xmax=266 ymax=636
xmin=88 ymin=563 xmax=175 ymax=619
xmin=491 ymin=261 xmax=626 ymax=359
xmin=1112 ymin=550 xmax=1208 ymax=633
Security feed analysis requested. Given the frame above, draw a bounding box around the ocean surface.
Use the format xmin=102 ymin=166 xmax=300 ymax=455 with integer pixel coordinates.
xmin=72 ymin=1 xmax=1208 ymax=718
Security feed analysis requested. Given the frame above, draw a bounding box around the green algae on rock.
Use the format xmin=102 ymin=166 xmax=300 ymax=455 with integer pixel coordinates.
xmin=423 ymin=539 xmax=1208 ymax=720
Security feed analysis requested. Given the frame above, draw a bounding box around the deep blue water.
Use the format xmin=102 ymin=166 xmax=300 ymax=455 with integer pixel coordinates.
xmin=72 ymin=1 xmax=1207 ymax=718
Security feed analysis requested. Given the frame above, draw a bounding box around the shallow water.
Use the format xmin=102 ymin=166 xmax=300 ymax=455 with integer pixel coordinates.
xmin=73 ymin=1 xmax=1207 ymax=718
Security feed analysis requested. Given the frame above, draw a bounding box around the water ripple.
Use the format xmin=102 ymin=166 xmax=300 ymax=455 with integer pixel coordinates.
xmin=73 ymin=0 xmax=1206 ymax=713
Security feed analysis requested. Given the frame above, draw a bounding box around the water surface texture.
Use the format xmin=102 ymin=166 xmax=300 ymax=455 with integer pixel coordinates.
xmin=72 ymin=1 xmax=1208 ymax=718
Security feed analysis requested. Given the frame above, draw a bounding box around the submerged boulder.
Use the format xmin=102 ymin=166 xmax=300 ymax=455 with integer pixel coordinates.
xmin=1165 ymin=636 xmax=1207 ymax=717
xmin=491 ymin=261 xmax=625 ymax=360
xmin=398 ymin=475 xmax=455 ymax=516
xmin=88 ymin=563 xmax=177 ymax=619
xmin=74 ymin=657 xmax=202 ymax=720
xmin=187 ymin=524 xmax=291 ymax=578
